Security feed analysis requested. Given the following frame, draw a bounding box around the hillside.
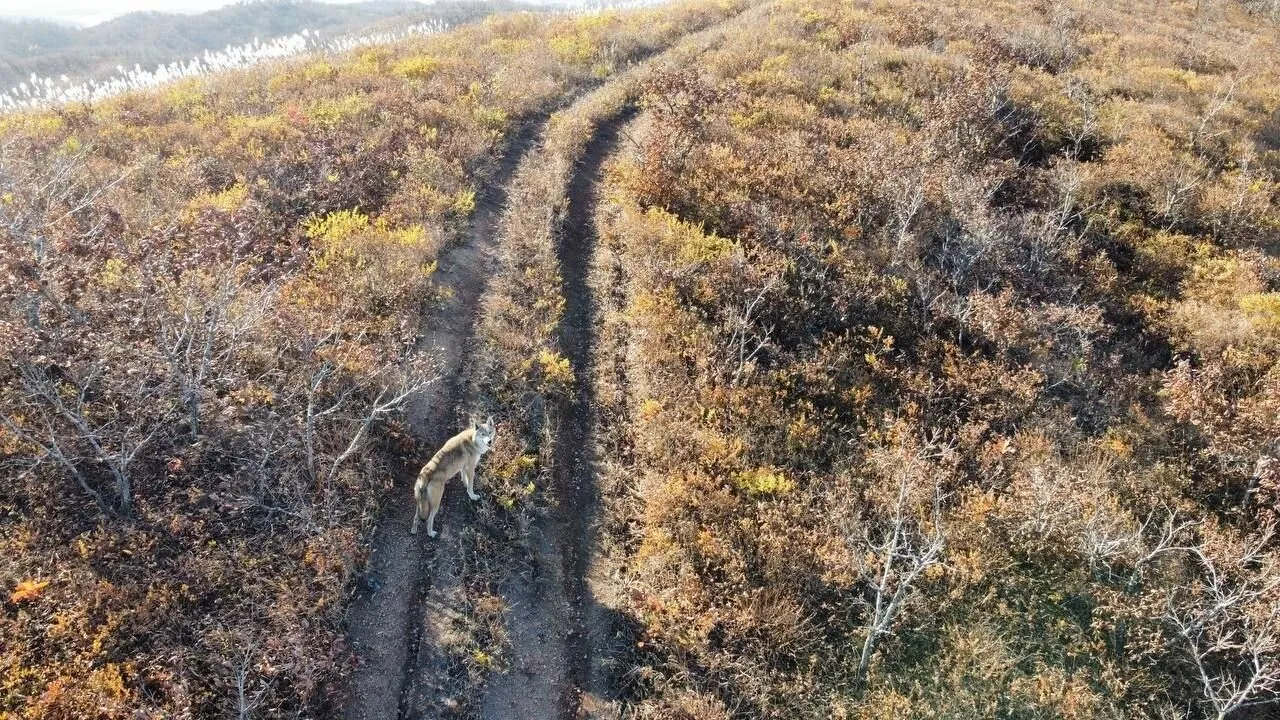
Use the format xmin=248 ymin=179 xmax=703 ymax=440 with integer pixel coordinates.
xmin=584 ymin=0 xmax=1280 ymax=715
xmin=1 ymin=0 xmax=1279 ymax=718
xmin=0 ymin=0 xmax=519 ymax=90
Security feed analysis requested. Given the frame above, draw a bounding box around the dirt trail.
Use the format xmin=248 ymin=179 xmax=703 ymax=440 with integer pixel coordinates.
xmin=479 ymin=109 xmax=634 ymax=720
xmin=341 ymin=120 xmax=542 ymax=720
xmin=343 ymin=13 xmax=755 ymax=716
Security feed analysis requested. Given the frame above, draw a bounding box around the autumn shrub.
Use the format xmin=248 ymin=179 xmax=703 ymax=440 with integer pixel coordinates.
xmin=589 ymin=0 xmax=1280 ymax=716
xmin=0 ymin=3 xmax=753 ymax=716
xmin=473 ymin=0 xmax=757 ymax=526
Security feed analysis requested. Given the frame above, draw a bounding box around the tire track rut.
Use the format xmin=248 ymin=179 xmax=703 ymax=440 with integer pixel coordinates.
xmin=555 ymin=108 xmax=637 ymax=719
xmin=479 ymin=105 xmax=635 ymax=720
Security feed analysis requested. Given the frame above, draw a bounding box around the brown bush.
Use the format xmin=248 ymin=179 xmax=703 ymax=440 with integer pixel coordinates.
xmin=0 ymin=3 xmax=751 ymax=715
xmin=588 ymin=0 xmax=1280 ymax=716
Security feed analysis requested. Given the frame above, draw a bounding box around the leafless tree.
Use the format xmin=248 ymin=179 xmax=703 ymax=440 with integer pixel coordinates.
xmin=296 ymin=338 xmax=439 ymax=519
xmin=851 ymin=449 xmax=947 ymax=685
xmin=158 ymin=270 xmax=271 ymax=440
xmin=1191 ymin=76 xmax=1241 ymax=152
xmin=853 ymin=25 xmax=879 ymax=94
xmin=1158 ymin=160 xmax=1206 ymax=231
xmin=232 ymin=642 xmax=261 ymax=720
xmin=1244 ymin=444 xmax=1279 ymax=513
xmin=725 ymin=275 xmax=778 ymax=385
xmin=891 ymin=178 xmax=925 ymax=262
xmin=2 ymin=359 xmax=169 ymax=518
xmin=1 ymin=138 xmax=152 ymax=518
xmin=1167 ymin=523 xmax=1280 ymax=720
xmin=1063 ymin=77 xmax=1100 ymax=160
xmin=1083 ymin=506 xmax=1201 ymax=591
xmin=320 ymin=369 xmax=437 ymax=488
xmin=1022 ymin=162 xmax=1093 ymax=282
xmin=0 ymin=141 xmax=130 ymax=329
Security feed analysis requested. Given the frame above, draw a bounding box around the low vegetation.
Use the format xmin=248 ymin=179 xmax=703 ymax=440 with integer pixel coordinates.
xmin=438 ymin=0 xmax=753 ymax=684
xmin=3 ymin=0 xmax=1278 ymax=717
xmin=591 ymin=0 xmax=1280 ymax=716
xmin=0 ymin=3 xmax=743 ymax=715
xmin=475 ymin=0 xmax=756 ymax=515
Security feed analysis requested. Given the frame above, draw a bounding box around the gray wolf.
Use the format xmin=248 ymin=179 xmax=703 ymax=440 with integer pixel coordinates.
xmin=411 ymin=416 xmax=496 ymax=537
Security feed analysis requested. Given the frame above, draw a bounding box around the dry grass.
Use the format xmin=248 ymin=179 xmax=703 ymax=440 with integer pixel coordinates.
xmin=588 ymin=0 xmax=1280 ymax=716
xmin=0 ymin=3 xmax=751 ymax=716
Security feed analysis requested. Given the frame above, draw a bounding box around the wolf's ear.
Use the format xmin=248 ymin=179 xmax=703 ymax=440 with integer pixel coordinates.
xmin=485 ymin=415 xmax=494 ymax=429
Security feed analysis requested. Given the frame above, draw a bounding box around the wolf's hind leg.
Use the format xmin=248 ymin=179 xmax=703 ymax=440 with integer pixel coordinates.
xmin=425 ymin=478 xmax=446 ymax=538
xmin=411 ymin=483 xmax=423 ymax=535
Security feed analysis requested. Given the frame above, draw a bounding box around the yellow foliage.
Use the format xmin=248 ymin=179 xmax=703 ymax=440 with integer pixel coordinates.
xmin=186 ymin=183 xmax=248 ymax=216
xmin=639 ymin=398 xmax=664 ymax=420
xmin=451 ymin=188 xmax=477 ymax=216
xmin=577 ymin=10 xmax=621 ymax=32
xmin=495 ymin=453 xmax=538 ymax=481
xmin=305 ymin=209 xmax=434 ymax=282
xmin=1100 ymin=430 xmax=1133 ymax=458
xmin=472 ymin=105 xmax=509 ymax=135
xmin=307 ymin=94 xmax=372 ymax=130
xmin=733 ymin=467 xmax=795 ymax=497
xmin=302 ymin=60 xmax=338 ymax=82
xmin=349 ymin=48 xmax=391 ymax=76
xmin=1240 ymin=293 xmax=1280 ymax=334
xmin=304 ymin=208 xmax=370 ymax=244
xmin=163 ymin=78 xmax=207 ymax=114
xmin=98 ymin=258 xmax=133 ymax=291
xmin=393 ymin=55 xmax=442 ymax=80
xmin=787 ymin=412 xmax=820 ymax=449
xmin=1129 ymin=227 xmax=1197 ymax=278
xmin=538 ymin=349 xmax=575 ymax=387
xmin=225 ymin=113 xmax=294 ymax=160
xmin=549 ymin=31 xmax=597 ymax=65
xmin=307 ymin=209 xmax=372 ymax=271
xmin=643 ymin=207 xmax=736 ymax=265
xmin=1183 ymin=254 xmax=1262 ymax=305
xmin=0 ymin=112 xmax=65 ymax=138
xmin=489 ymin=37 xmax=534 ymax=56
xmin=10 ymin=578 xmax=49 ymax=603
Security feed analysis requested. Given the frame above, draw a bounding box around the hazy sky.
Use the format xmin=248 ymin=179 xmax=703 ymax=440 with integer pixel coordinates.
xmin=0 ymin=0 xmax=361 ymax=26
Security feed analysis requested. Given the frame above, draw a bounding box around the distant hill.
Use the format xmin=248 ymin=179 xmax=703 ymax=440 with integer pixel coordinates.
xmin=0 ymin=0 xmax=522 ymax=90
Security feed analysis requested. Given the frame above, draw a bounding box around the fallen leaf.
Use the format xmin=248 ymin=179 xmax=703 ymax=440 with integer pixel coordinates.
xmin=10 ymin=579 xmax=49 ymax=603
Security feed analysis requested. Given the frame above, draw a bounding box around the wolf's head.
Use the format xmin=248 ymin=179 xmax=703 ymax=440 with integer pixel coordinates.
xmin=473 ymin=415 xmax=496 ymax=453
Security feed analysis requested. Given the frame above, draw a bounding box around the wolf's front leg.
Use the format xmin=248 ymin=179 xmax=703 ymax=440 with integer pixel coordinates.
xmin=463 ymin=465 xmax=481 ymax=501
